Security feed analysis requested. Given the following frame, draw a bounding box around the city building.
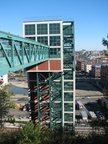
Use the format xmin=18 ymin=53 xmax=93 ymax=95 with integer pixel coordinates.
xmin=84 ymin=64 xmax=92 ymax=73
xmin=23 ymin=20 xmax=75 ymax=132
xmin=91 ymin=64 xmax=101 ymax=78
xmin=0 ymin=74 xmax=8 ymax=89
xmin=101 ymin=64 xmax=108 ymax=87
xmin=76 ymin=60 xmax=91 ymax=71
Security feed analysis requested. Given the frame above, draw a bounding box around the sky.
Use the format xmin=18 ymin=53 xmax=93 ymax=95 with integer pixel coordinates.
xmin=0 ymin=0 xmax=108 ymax=51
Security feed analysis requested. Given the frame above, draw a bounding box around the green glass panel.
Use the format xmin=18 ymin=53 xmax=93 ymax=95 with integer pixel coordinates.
xmin=37 ymin=36 xmax=48 ymax=45
xmin=25 ymin=24 xmax=35 ymax=35
xmin=26 ymin=37 xmax=35 ymax=40
xmin=64 ymin=123 xmax=73 ymax=131
xmin=63 ymin=25 xmax=72 ymax=35
xmin=64 ymin=82 xmax=73 ymax=91
xmin=64 ymin=71 xmax=73 ymax=80
xmin=64 ymin=92 xmax=73 ymax=101
xmin=50 ymin=36 xmax=60 ymax=46
xmin=64 ymin=103 xmax=73 ymax=111
xmin=37 ymin=24 xmax=48 ymax=34
xmin=64 ymin=113 xmax=73 ymax=121
xmin=49 ymin=23 xmax=60 ymax=34
xmin=50 ymin=48 xmax=60 ymax=58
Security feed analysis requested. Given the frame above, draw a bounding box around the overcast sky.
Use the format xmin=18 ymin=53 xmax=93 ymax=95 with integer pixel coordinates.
xmin=0 ymin=0 xmax=108 ymax=51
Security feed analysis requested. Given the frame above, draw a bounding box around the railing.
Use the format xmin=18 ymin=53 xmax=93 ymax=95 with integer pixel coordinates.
xmin=0 ymin=31 xmax=49 ymax=76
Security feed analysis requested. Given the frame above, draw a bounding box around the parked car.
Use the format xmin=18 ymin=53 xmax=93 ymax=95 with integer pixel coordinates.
xmin=82 ymin=96 xmax=90 ymax=99
xmin=95 ymin=111 xmax=105 ymax=119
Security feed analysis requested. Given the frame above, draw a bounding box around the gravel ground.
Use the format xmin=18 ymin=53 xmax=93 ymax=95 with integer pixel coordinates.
xmin=8 ymin=108 xmax=29 ymax=118
xmin=8 ymin=81 xmax=29 ymax=119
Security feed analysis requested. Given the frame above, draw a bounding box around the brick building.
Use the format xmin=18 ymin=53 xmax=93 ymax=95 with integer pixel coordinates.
xmin=91 ymin=64 xmax=101 ymax=78
xmin=101 ymin=65 xmax=108 ymax=87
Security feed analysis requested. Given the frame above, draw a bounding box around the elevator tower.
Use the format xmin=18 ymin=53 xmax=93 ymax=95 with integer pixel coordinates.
xmin=23 ymin=20 xmax=75 ymax=132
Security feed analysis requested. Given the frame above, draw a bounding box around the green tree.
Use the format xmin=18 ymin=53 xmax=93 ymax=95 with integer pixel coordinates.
xmin=102 ymin=37 xmax=108 ymax=56
xmin=9 ymin=101 xmax=16 ymax=108
xmin=0 ymin=85 xmax=11 ymax=128
xmin=103 ymin=86 xmax=108 ymax=96
xmin=90 ymin=119 xmax=108 ymax=143
xmin=17 ymin=122 xmax=46 ymax=144
xmin=102 ymin=38 xmax=108 ymax=47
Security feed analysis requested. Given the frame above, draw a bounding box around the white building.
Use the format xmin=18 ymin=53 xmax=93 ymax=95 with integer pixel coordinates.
xmin=0 ymin=74 xmax=8 ymax=89
xmin=84 ymin=64 xmax=92 ymax=73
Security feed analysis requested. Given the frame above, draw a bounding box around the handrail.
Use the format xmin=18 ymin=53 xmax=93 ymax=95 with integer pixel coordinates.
xmin=0 ymin=31 xmax=49 ymax=76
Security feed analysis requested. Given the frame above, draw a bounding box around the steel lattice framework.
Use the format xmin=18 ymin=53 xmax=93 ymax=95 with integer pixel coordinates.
xmin=27 ymin=21 xmax=75 ymax=132
xmin=0 ymin=31 xmax=49 ymax=76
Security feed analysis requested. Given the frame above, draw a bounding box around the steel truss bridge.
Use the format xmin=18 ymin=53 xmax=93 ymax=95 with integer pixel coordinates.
xmin=0 ymin=31 xmax=49 ymax=76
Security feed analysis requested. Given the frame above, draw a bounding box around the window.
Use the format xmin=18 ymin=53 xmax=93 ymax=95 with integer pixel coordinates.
xmin=37 ymin=24 xmax=48 ymax=34
xmin=50 ymin=36 xmax=60 ymax=46
xmin=50 ymin=48 xmax=60 ymax=58
xmin=64 ymin=123 xmax=73 ymax=131
xmin=64 ymin=92 xmax=73 ymax=101
xmin=37 ymin=36 xmax=48 ymax=45
xmin=64 ymin=37 xmax=73 ymax=47
xmin=64 ymin=82 xmax=73 ymax=91
xmin=63 ymin=25 xmax=72 ymax=35
xmin=64 ymin=113 xmax=73 ymax=121
xmin=26 ymin=37 xmax=35 ymax=40
xmin=64 ymin=71 xmax=73 ymax=80
xmin=49 ymin=23 xmax=60 ymax=34
xmin=64 ymin=103 xmax=73 ymax=111
xmin=25 ymin=24 xmax=35 ymax=35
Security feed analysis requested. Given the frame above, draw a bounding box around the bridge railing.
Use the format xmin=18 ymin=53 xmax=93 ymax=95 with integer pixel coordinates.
xmin=0 ymin=31 xmax=49 ymax=76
